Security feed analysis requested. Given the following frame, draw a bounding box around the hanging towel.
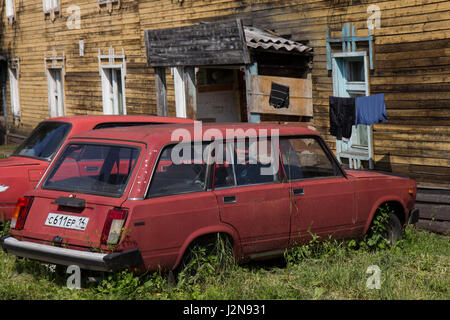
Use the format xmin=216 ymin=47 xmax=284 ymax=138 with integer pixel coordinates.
xmin=269 ymin=82 xmax=290 ymax=109
xmin=355 ymin=94 xmax=387 ymax=126
xmin=329 ymin=96 xmax=356 ymax=140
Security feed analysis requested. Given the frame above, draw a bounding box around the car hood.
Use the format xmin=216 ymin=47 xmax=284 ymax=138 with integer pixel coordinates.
xmin=0 ymin=156 xmax=46 ymax=167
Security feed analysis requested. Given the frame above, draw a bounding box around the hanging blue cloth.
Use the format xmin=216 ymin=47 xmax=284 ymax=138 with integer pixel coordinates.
xmin=355 ymin=94 xmax=387 ymax=126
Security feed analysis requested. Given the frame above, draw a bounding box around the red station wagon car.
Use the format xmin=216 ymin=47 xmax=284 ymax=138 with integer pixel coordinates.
xmin=1 ymin=123 xmax=419 ymax=272
xmin=0 ymin=115 xmax=194 ymax=222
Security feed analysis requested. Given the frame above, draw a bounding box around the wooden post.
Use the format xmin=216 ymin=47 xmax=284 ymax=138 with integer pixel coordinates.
xmin=184 ymin=67 xmax=197 ymax=120
xmin=154 ymin=67 xmax=168 ymax=117
xmin=246 ymin=62 xmax=260 ymax=123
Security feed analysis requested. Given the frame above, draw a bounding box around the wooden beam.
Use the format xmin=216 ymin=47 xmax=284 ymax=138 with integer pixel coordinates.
xmin=184 ymin=67 xmax=197 ymax=120
xmin=154 ymin=67 xmax=168 ymax=117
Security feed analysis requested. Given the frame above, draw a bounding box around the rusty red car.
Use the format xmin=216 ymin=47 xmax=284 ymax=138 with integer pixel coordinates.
xmin=1 ymin=123 xmax=419 ymax=272
xmin=0 ymin=115 xmax=194 ymax=222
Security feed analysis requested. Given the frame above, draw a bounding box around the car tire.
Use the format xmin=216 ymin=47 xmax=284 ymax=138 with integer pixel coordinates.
xmin=385 ymin=213 xmax=402 ymax=245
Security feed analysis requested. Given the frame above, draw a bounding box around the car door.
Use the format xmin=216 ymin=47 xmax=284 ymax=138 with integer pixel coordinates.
xmin=130 ymin=142 xmax=220 ymax=270
xmin=212 ymin=138 xmax=291 ymax=258
xmin=280 ymin=136 xmax=356 ymax=245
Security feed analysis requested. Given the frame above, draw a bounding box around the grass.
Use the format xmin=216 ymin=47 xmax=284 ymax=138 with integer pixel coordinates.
xmin=0 ymin=225 xmax=448 ymax=300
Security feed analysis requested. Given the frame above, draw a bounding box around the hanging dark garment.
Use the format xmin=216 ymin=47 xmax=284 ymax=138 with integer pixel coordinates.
xmin=329 ymin=96 xmax=356 ymax=140
xmin=355 ymin=94 xmax=387 ymax=126
xmin=269 ymin=82 xmax=290 ymax=109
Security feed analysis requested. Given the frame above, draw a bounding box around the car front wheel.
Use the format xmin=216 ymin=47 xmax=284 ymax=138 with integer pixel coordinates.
xmin=385 ymin=213 xmax=403 ymax=245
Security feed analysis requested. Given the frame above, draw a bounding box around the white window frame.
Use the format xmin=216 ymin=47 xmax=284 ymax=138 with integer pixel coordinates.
xmin=332 ymin=51 xmax=373 ymax=169
xmin=5 ymin=0 xmax=15 ymax=23
xmin=43 ymin=0 xmax=59 ymax=21
xmin=100 ymin=67 xmax=126 ymax=115
xmin=44 ymin=50 xmax=65 ymax=118
xmin=43 ymin=0 xmax=59 ymax=13
xmin=46 ymin=67 xmax=65 ymax=118
xmin=8 ymin=59 xmax=20 ymax=121
xmin=98 ymin=0 xmax=119 ymax=13
xmin=98 ymin=0 xmax=118 ymax=4
xmin=98 ymin=48 xmax=126 ymax=115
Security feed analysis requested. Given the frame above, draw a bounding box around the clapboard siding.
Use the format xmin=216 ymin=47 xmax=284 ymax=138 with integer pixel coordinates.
xmin=1 ymin=0 xmax=449 ymax=190
xmin=1 ymin=0 xmax=152 ymax=134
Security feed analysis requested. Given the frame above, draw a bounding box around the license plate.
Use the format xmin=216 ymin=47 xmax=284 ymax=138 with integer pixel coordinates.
xmin=45 ymin=213 xmax=89 ymax=231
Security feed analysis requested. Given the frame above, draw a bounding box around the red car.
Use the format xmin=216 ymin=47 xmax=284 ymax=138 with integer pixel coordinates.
xmin=1 ymin=123 xmax=419 ymax=272
xmin=0 ymin=115 xmax=195 ymax=222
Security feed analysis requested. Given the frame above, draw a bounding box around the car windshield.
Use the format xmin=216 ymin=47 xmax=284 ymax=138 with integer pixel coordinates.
xmin=43 ymin=143 xmax=140 ymax=198
xmin=12 ymin=122 xmax=72 ymax=160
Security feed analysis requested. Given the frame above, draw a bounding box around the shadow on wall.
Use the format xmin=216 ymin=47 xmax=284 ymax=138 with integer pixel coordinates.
xmin=374 ymin=152 xmax=392 ymax=173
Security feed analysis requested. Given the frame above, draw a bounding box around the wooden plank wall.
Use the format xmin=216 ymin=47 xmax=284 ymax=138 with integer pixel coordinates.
xmin=138 ymin=0 xmax=450 ymax=189
xmin=415 ymin=187 xmax=450 ymax=235
xmin=1 ymin=0 xmax=449 ymax=189
xmin=1 ymin=0 xmax=153 ymax=134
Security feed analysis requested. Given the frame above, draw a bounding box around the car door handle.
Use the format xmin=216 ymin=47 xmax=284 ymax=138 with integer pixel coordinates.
xmin=223 ymin=195 xmax=237 ymax=204
xmin=292 ymin=188 xmax=304 ymax=196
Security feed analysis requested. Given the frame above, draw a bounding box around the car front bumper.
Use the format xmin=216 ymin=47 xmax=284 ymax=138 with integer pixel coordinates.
xmin=0 ymin=236 xmax=143 ymax=272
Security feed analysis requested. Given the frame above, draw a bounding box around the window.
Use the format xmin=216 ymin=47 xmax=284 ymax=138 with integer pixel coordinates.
xmin=146 ymin=144 xmax=209 ymax=198
xmin=8 ymin=65 xmax=20 ymax=120
xmin=332 ymin=51 xmax=373 ymax=169
xmin=99 ymin=47 xmax=127 ymax=115
xmin=47 ymin=68 xmax=65 ymax=117
xmin=101 ymin=67 xmax=125 ymax=115
xmin=43 ymin=0 xmax=59 ymax=13
xmin=44 ymin=144 xmax=139 ymax=197
xmin=98 ymin=0 xmax=119 ymax=4
xmin=280 ymin=137 xmax=341 ymax=181
xmin=5 ymin=0 xmax=15 ymax=22
xmin=13 ymin=121 xmax=71 ymax=160
xmin=98 ymin=1 xmax=119 ymax=14
xmin=213 ymin=139 xmax=279 ymax=189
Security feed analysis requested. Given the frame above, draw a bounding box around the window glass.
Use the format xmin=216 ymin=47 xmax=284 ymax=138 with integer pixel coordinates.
xmin=13 ymin=121 xmax=71 ymax=160
xmin=213 ymin=139 xmax=279 ymax=188
xmin=346 ymin=59 xmax=365 ymax=82
xmin=281 ymin=137 xmax=341 ymax=180
xmin=146 ymin=143 xmax=209 ymax=198
xmin=213 ymin=142 xmax=236 ymax=189
xmin=43 ymin=144 xmax=139 ymax=197
xmin=234 ymin=139 xmax=279 ymax=186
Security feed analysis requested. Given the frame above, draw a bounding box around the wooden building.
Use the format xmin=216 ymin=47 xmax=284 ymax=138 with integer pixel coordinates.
xmin=0 ymin=0 xmax=449 ymax=232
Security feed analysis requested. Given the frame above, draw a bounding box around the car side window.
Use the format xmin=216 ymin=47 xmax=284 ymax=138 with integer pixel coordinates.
xmin=280 ymin=137 xmax=341 ymax=181
xmin=146 ymin=143 xmax=209 ymax=198
xmin=213 ymin=139 xmax=279 ymax=189
xmin=213 ymin=142 xmax=236 ymax=189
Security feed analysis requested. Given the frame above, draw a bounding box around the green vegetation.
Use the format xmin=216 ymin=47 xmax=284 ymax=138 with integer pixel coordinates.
xmin=0 ymin=225 xmax=448 ymax=300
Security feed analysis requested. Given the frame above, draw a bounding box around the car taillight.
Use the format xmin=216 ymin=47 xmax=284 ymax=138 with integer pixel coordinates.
xmin=11 ymin=197 xmax=33 ymax=230
xmin=101 ymin=208 xmax=128 ymax=245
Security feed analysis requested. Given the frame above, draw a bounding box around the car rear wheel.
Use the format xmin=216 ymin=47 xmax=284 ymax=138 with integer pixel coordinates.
xmin=174 ymin=234 xmax=234 ymax=283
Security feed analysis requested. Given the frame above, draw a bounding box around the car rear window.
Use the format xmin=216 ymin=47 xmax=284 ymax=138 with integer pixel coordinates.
xmin=43 ymin=143 xmax=139 ymax=197
xmin=13 ymin=121 xmax=72 ymax=160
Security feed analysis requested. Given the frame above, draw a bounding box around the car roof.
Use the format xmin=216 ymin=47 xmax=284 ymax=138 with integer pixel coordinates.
xmin=68 ymin=122 xmax=320 ymax=148
xmin=44 ymin=115 xmax=195 ymax=130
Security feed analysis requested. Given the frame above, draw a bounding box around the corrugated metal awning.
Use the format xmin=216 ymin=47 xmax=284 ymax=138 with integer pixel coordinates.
xmin=244 ymin=26 xmax=312 ymax=54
